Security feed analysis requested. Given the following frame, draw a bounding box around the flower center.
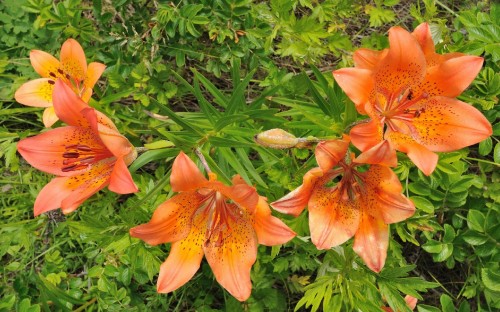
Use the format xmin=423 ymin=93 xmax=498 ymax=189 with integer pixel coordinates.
xmin=197 ymin=191 xmax=243 ymax=247
xmin=48 ymin=69 xmax=87 ymax=98
xmin=374 ymin=88 xmax=429 ymax=132
xmin=61 ymin=144 xmax=111 ymax=172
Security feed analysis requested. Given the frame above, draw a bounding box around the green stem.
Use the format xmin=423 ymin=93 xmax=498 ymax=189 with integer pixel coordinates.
xmin=464 ymin=157 xmax=499 ymax=167
xmin=435 ymin=0 xmax=459 ymax=17
xmin=73 ymin=298 xmax=97 ymax=312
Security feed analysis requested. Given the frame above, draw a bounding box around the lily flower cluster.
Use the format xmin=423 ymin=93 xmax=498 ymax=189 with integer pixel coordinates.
xmin=14 ymin=22 xmax=493 ymax=303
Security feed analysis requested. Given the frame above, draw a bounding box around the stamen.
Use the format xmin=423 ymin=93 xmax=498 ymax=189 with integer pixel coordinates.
xmin=63 ymin=152 xmax=80 ymax=158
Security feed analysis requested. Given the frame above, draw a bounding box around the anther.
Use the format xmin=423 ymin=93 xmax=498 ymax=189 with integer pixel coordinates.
xmin=63 ymin=152 xmax=80 ymax=158
xmin=47 ymin=80 xmax=55 ymax=85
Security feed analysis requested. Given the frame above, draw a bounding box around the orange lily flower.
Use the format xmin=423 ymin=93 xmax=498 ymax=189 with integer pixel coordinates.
xmin=17 ymin=80 xmax=138 ymax=216
xmin=130 ymin=152 xmax=295 ymax=301
xmin=15 ymin=39 xmax=105 ymax=127
xmin=272 ymin=138 xmax=414 ymax=272
xmin=333 ymin=23 xmax=492 ymax=175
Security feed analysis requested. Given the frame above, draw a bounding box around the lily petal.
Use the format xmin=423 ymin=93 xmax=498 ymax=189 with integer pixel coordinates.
xmin=350 ymin=119 xmax=384 ymax=152
xmin=353 ymin=211 xmax=389 ymax=273
xmin=52 ymin=80 xmax=90 ymax=127
xmin=354 ymin=140 xmax=397 ymax=167
xmin=253 ymin=197 xmax=296 ymax=246
xmin=204 ymin=210 xmax=257 ymax=302
xmin=374 ymin=26 xmax=426 ymax=96
xmin=17 ymin=126 xmax=107 ymax=176
xmin=42 ymin=107 xmax=59 ymax=128
xmin=34 ymin=161 xmax=112 ymax=215
xmin=108 ymin=157 xmax=138 ymax=194
xmin=309 ymin=185 xmax=360 ymax=249
xmin=411 ymin=23 xmax=436 ymax=62
xmin=386 ymin=131 xmax=438 ymax=176
xmin=157 ymin=211 xmax=206 ymax=293
xmin=315 ymin=137 xmax=350 ymax=172
xmin=411 ymin=96 xmax=492 ymax=152
xmin=60 ymin=39 xmax=87 ymax=81
xmin=333 ymin=68 xmax=374 ymax=113
xmin=171 ymin=152 xmax=208 ymax=192
xmin=84 ymin=62 xmax=106 ymax=90
xmin=14 ymin=78 xmax=55 ymax=107
xmin=419 ymin=56 xmax=483 ymax=97
xmin=363 ymin=165 xmax=415 ymax=224
xmin=353 ymin=48 xmax=387 ymax=70
xmin=271 ymin=168 xmax=324 ymax=216
xmin=30 ymin=50 xmax=61 ymax=78
xmin=129 ymin=192 xmax=204 ymax=245
xmin=209 ymin=179 xmax=260 ymax=214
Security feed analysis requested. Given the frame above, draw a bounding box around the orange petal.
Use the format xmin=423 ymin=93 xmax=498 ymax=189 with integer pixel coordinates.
xmin=374 ymin=26 xmax=426 ymax=96
xmin=85 ymin=109 xmax=136 ymax=161
xmin=209 ymin=180 xmax=260 ymax=214
xmin=309 ymin=185 xmax=360 ymax=249
xmin=204 ymin=209 xmax=257 ymax=301
xmin=333 ymin=68 xmax=374 ymax=113
xmin=271 ymin=167 xmax=324 ymax=216
xmin=130 ymin=192 xmax=204 ymax=245
xmin=52 ymin=80 xmax=90 ymax=127
xmin=315 ymin=137 xmax=350 ymax=172
xmin=419 ymin=56 xmax=483 ymax=97
xmin=60 ymin=39 xmax=87 ymax=81
xmin=108 ymin=157 xmax=138 ymax=194
xmin=350 ymin=119 xmax=384 ymax=151
xmin=156 ymin=213 xmax=205 ymax=293
xmin=30 ymin=50 xmax=61 ymax=78
xmin=84 ymin=62 xmax=106 ymax=89
xmin=14 ymin=78 xmax=55 ymax=107
xmin=405 ymin=295 xmax=418 ymax=310
xmin=386 ymin=131 xmax=438 ymax=176
xmin=411 ymin=97 xmax=492 ymax=152
xmin=354 ymin=140 xmax=397 ymax=167
xmin=353 ymin=211 xmax=389 ymax=273
xmin=362 ymin=165 xmax=415 ymax=224
xmin=34 ymin=161 xmax=112 ymax=215
xmin=353 ymin=48 xmax=387 ymax=70
xmin=253 ymin=197 xmax=295 ymax=246
xmin=42 ymin=106 xmax=59 ymax=128
xmin=171 ymin=152 xmax=208 ymax=192
xmin=411 ymin=23 xmax=435 ymax=60
xmin=17 ymin=126 xmax=105 ymax=177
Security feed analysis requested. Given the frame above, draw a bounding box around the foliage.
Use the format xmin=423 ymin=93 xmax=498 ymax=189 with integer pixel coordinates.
xmin=1 ymin=0 xmax=499 ymax=311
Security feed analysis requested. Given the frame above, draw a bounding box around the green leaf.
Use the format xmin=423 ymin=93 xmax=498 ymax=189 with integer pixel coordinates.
xmin=494 ymin=142 xmax=500 ymax=163
xmin=482 ymin=268 xmax=500 ymax=292
xmin=478 ymin=137 xmax=493 ymax=156
xmin=193 ymin=69 xmax=229 ymax=108
xmin=226 ymin=68 xmax=257 ymax=115
xmin=461 ymin=231 xmax=488 ymax=246
xmin=467 ymin=210 xmax=485 ymax=232
xmin=129 ymin=149 xmax=179 ymax=172
xmin=410 ymin=196 xmax=434 ymax=213
xmin=214 ymin=114 xmax=249 ymax=132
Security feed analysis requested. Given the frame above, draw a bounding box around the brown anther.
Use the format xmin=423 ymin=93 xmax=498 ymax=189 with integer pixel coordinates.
xmin=407 ymin=90 xmax=413 ymax=100
xmin=63 ymin=152 xmax=80 ymax=158
xmin=76 ymin=145 xmax=92 ymax=152
xmin=47 ymin=80 xmax=55 ymax=85
xmin=57 ymin=69 xmax=64 ymax=75
xmin=49 ymin=72 xmax=57 ymax=78
xmin=61 ymin=164 xmax=78 ymax=172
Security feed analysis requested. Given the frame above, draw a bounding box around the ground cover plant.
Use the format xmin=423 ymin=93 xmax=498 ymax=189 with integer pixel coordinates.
xmin=1 ymin=0 xmax=499 ymax=311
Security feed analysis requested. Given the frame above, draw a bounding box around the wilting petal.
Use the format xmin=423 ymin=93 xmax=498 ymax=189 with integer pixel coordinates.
xmin=353 ymin=48 xmax=387 ymax=70
xmin=411 ymin=96 xmax=492 ymax=152
xmin=309 ymin=185 xmax=360 ymax=249
xmin=52 ymin=80 xmax=90 ymax=127
xmin=30 ymin=50 xmax=61 ymax=78
xmin=333 ymin=68 xmax=374 ymax=113
xmin=354 ymin=140 xmax=397 ymax=167
xmin=362 ymin=165 xmax=415 ymax=224
xmin=156 ymin=211 xmax=206 ymax=294
xmin=130 ymin=192 xmax=204 ymax=245
xmin=17 ymin=126 xmax=106 ymax=176
xmin=42 ymin=107 xmax=59 ymax=128
xmin=350 ymin=119 xmax=384 ymax=152
xmin=34 ymin=161 xmax=112 ymax=215
xmin=315 ymin=136 xmax=350 ymax=172
xmin=108 ymin=157 xmax=138 ymax=194
xmin=253 ymin=197 xmax=295 ymax=246
xmin=204 ymin=210 xmax=257 ymax=302
xmin=374 ymin=26 xmax=426 ymax=96
xmin=14 ymin=78 xmax=55 ymax=107
xmin=353 ymin=211 xmax=389 ymax=273
xmin=170 ymin=152 xmax=208 ymax=192
xmin=84 ymin=62 xmax=106 ymax=89
xmin=60 ymin=39 xmax=87 ymax=81
xmin=386 ymin=131 xmax=438 ymax=176
xmin=271 ymin=168 xmax=324 ymax=216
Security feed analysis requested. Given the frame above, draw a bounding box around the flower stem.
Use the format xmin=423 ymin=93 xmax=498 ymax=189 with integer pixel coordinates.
xmin=195 ymin=147 xmax=212 ymax=173
xmin=465 ymin=157 xmax=500 ymax=167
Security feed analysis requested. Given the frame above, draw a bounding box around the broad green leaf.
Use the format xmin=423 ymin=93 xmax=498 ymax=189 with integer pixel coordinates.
xmin=467 ymin=210 xmax=485 ymax=232
xmin=482 ymin=268 xmax=500 ymax=292
xmin=410 ymin=196 xmax=434 ymax=213
xmin=478 ymin=137 xmax=493 ymax=156
xmin=128 ymin=148 xmax=179 ymax=172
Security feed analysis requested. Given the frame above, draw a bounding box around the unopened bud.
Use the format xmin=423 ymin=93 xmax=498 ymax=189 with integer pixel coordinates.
xmin=254 ymin=129 xmax=299 ymax=149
